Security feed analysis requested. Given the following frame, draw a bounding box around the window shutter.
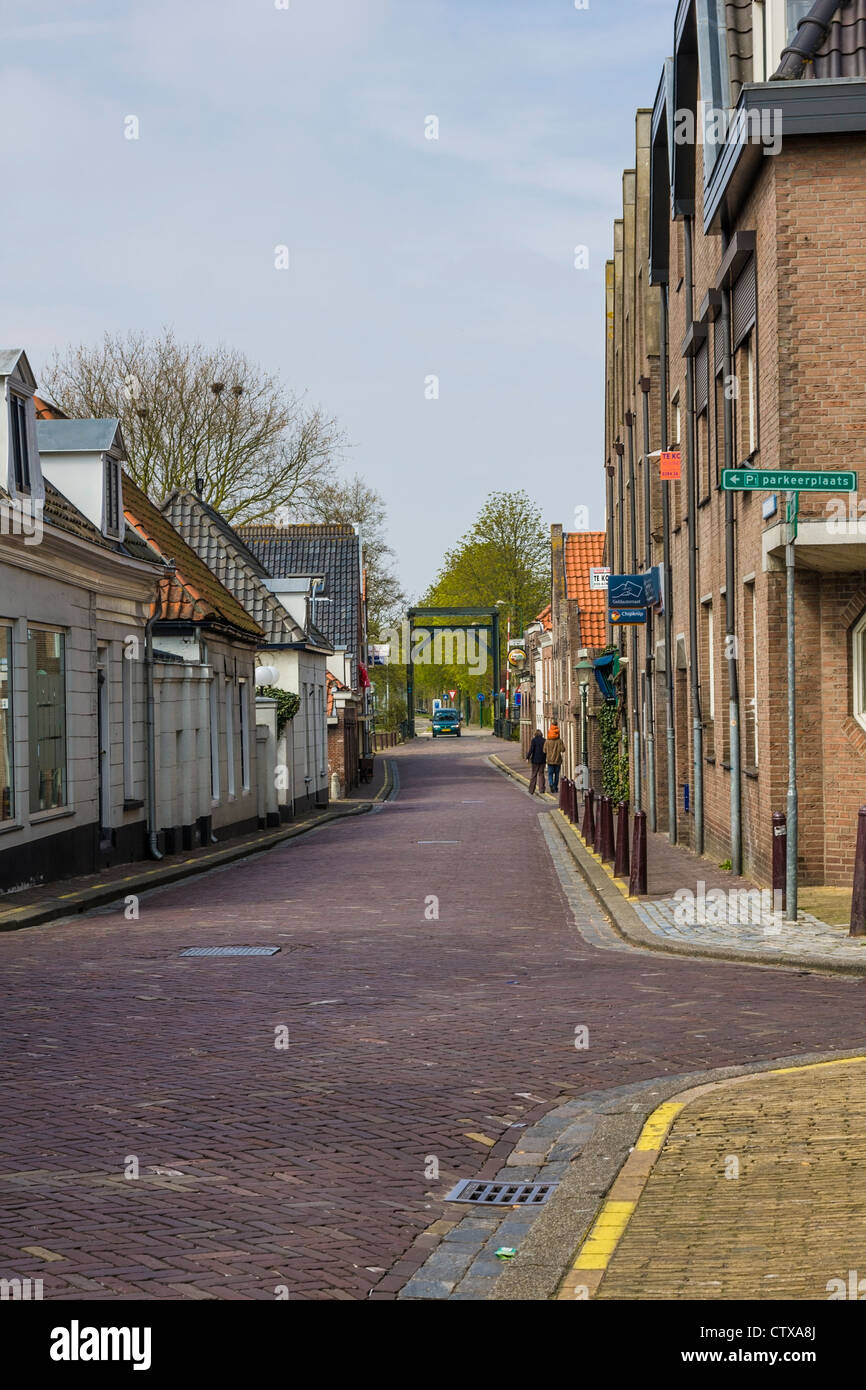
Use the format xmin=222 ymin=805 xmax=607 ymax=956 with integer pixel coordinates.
xmin=695 ymin=341 xmax=709 ymax=413
xmin=732 ymin=257 xmax=756 ymax=349
xmin=714 ymin=313 xmax=728 ymax=375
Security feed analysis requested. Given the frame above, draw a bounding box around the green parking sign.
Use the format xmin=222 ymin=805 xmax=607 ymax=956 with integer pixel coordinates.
xmin=721 ymin=469 xmax=857 ymax=492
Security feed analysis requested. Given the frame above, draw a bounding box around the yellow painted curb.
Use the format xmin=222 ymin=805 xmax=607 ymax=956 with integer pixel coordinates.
xmin=558 ymin=1053 xmax=866 ymax=1300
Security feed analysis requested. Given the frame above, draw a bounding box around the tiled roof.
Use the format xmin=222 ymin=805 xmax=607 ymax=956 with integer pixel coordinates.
xmin=238 ymin=523 xmax=361 ymax=652
xmin=123 ymin=474 xmax=262 ymax=639
xmin=38 ymin=479 xmax=162 ymax=568
xmin=564 ymin=532 xmax=607 ymax=648
xmin=326 ymin=670 xmax=351 ymax=716
xmin=726 ymin=1 xmax=866 ymax=96
xmin=161 ymin=490 xmax=309 ymax=648
xmin=536 ymin=603 xmax=552 ymax=631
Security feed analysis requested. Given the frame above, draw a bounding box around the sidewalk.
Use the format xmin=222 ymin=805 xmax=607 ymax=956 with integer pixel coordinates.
xmin=558 ymin=1055 xmax=866 ymax=1300
xmin=489 ymin=739 xmax=866 ymax=974
xmin=0 ymin=757 xmax=396 ymax=934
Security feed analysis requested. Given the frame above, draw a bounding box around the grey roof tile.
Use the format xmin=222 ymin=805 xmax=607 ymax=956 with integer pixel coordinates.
xmin=237 ymin=524 xmax=361 ymax=652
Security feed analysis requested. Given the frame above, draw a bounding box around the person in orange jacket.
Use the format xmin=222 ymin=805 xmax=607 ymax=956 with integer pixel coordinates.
xmin=544 ymin=724 xmax=564 ymax=793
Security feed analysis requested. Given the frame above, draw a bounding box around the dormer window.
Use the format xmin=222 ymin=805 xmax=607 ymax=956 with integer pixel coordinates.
xmin=104 ymin=455 xmax=122 ymax=536
xmin=752 ymin=1 xmax=814 ymax=81
xmin=9 ymin=393 xmax=31 ymax=493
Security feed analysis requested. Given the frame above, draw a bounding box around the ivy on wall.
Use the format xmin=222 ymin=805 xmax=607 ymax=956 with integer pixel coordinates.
xmin=258 ymin=686 xmax=301 ymax=735
xmin=598 ymin=644 xmax=630 ymax=806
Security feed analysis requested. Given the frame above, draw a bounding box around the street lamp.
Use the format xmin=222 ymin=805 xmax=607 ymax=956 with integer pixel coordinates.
xmin=575 ymin=649 xmax=594 ymax=787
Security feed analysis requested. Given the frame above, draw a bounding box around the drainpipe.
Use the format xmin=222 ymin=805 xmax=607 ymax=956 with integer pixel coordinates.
xmin=683 ymin=214 xmax=704 ymax=854
xmin=640 ymin=375 xmax=657 ymax=832
xmin=605 ymin=461 xmax=615 ymax=644
xmin=615 ymin=440 xmax=625 ymax=576
xmin=720 ymin=233 xmax=743 ymax=875
xmin=625 ymin=410 xmax=641 ymax=812
xmin=144 ymin=589 xmax=164 ymax=860
xmin=660 ymin=284 xmax=677 ymax=843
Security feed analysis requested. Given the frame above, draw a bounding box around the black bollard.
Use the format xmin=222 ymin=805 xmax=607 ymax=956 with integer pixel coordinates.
xmin=850 ymin=806 xmax=866 ymax=937
xmin=582 ymin=788 xmax=595 ymax=844
xmin=614 ymin=801 xmax=630 ymax=878
xmin=559 ymin=776 xmax=566 ymax=812
xmin=772 ymin=811 xmax=786 ymax=913
xmin=599 ymin=795 xmax=615 ymax=864
xmin=629 ymin=810 xmax=647 ymax=896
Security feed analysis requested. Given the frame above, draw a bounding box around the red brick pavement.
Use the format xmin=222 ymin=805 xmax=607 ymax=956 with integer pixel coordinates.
xmin=1 ymin=731 xmax=864 ymax=1300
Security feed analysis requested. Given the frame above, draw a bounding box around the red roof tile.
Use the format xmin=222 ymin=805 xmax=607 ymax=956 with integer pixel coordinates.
xmin=564 ymin=532 xmax=607 ymax=648
xmin=535 ymin=603 xmax=552 ymax=631
xmin=123 ymin=473 xmax=262 ymax=639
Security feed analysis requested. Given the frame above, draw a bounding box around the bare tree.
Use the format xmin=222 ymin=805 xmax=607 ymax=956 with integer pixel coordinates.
xmin=43 ymin=330 xmax=346 ymax=523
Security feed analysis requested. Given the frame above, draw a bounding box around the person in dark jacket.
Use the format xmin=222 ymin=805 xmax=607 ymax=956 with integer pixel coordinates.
xmin=527 ymin=728 xmax=546 ymax=795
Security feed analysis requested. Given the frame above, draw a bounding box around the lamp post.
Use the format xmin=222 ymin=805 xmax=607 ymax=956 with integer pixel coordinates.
xmin=575 ymin=650 xmax=594 ymax=788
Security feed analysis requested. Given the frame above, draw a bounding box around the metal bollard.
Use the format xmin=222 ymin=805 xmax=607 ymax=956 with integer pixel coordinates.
xmin=568 ymin=779 xmax=577 ymax=823
xmin=772 ymin=811 xmax=786 ymax=913
xmin=850 ymin=806 xmax=866 ymax=937
xmin=614 ymin=801 xmax=630 ymax=878
xmin=599 ymin=795 xmax=615 ymax=864
xmin=582 ymin=788 xmax=595 ymax=844
xmin=559 ymin=777 xmax=566 ymax=812
xmin=629 ymin=810 xmax=647 ymax=896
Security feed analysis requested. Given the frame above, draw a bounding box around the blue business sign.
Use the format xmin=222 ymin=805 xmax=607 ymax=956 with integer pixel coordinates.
xmin=609 ymin=606 xmax=648 ymax=625
xmin=607 ymin=574 xmax=646 ymax=607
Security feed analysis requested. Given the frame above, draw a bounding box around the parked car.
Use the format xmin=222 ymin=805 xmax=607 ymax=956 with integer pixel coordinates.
xmin=431 ymin=708 xmax=460 ymax=737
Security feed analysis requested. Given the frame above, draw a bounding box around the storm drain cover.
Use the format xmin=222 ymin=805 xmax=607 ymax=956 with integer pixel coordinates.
xmin=444 ymin=1179 xmax=558 ymax=1206
xmin=179 ymin=946 xmax=281 ymax=957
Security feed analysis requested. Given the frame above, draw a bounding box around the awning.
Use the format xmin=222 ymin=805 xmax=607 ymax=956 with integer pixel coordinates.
xmin=593 ymin=652 xmax=619 ymax=701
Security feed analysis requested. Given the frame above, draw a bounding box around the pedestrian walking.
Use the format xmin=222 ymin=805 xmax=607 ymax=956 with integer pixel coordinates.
xmin=544 ymin=724 xmax=563 ymax=793
xmin=527 ymin=728 xmax=547 ymax=795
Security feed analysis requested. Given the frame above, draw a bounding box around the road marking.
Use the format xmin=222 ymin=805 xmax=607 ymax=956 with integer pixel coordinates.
xmin=417 ymin=841 xmax=460 ymax=844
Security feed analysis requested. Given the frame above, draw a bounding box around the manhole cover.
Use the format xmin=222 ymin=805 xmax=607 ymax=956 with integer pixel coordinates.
xmin=179 ymin=946 xmax=281 ymax=957
xmin=444 ymin=1179 xmax=558 ymax=1206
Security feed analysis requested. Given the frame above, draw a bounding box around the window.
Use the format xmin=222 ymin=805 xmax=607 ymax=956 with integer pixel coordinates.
xmin=9 ymin=393 xmax=31 ymax=493
xmin=28 ymin=627 xmax=67 ymax=812
xmin=0 ymin=626 xmax=12 ymax=821
xmin=209 ymin=680 xmax=220 ymax=801
xmin=239 ymin=681 xmax=249 ymax=791
xmin=736 ymin=335 xmax=758 ymax=458
xmin=754 ymin=1 xmax=813 ymax=80
xmin=701 ymin=601 xmax=715 ymax=759
xmin=731 ymin=256 xmax=757 ymax=460
xmin=122 ymin=646 xmax=135 ymax=802
xmin=743 ymin=581 xmax=759 ymax=765
xmin=104 ymin=456 xmax=121 ymax=535
xmin=225 ymin=680 xmax=235 ymax=796
xmin=853 ymin=613 xmax=866 ymax=735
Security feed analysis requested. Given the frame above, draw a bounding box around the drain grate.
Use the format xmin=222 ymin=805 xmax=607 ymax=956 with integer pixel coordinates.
xmin=444 ymin=1179 xmax=558 ymax=1206
xmin=179 ymin=946 xmax=281 ymax=957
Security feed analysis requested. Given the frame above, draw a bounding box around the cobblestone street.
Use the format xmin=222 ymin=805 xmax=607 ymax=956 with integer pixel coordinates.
xmin=2 ymin=732 xmax=866 ymax=1300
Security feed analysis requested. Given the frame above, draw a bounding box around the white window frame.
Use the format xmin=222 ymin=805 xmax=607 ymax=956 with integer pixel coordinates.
xmin=853 ymin=612 xmax=866 ymax=735
xmin=758 ymin=1 xmax=813 ymax=80
xmin=209 ymin=680 xmax=220 ymax=802
xmin=239 ymin=680 xmax=249 ymax=792
xmin=225 ymin=680 xmax=236 ymax=797
xmin=744 ymin=579 xmax=760 ymax=766
xmin=121 ymin=643 xmax=134 ymax=803
xmin=0 ymin=621 xmax=13 ymax=822
xmin=27 ymin=624 xmax=69 ymax=815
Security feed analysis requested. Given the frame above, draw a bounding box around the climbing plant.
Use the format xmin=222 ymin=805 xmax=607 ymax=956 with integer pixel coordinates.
xmin=258 ymin=686 xmax=301 ymax=735
xmin=597 ymin=645 xmax=630 ymax=805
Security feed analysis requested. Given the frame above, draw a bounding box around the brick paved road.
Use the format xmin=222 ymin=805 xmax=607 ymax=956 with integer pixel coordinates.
xmin=2 ymin=732 xmax=865 ymax=1300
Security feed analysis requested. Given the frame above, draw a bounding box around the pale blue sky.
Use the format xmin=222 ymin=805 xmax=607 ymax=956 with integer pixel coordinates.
xmin=1 ymin=0 xmax=670 ymax=597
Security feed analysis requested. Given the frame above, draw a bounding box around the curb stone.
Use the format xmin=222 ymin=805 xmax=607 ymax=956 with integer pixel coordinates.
xmin=0 ymin=775 xmax=401 ymax=935
xmin=488 ymin=752 xmax=866 ymax=979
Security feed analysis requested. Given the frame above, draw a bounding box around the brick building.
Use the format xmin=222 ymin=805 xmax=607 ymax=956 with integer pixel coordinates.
xmin=605 ymin=0 xmax=866 ymax=885
xmin=518 ymin=528 xmax=608 ymax=779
